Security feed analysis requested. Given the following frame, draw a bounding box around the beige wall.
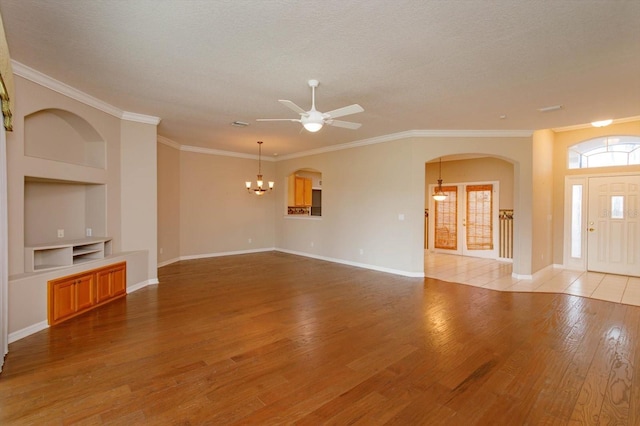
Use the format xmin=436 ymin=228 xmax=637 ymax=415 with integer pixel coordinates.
xmin=6 ymin=75 xmax=156 ymax=337
xmin=120 ymin=119 xmax=158 ymax=280
xmin=24 ymin=180 xmax=89 ymax=244
xmin=157 ymin=141 xmax=180 ymax=264
xmin=171 ymin=148 xmax=276 ymax=259
xmin=7 ymin=76 xmax=121 ymax=275
xmin=551 ymin=120 xmax=640 ymax=265
xmin=274 ymin=135 xmax=535 ymax=276
xmin=424 ymin=157 xmax=514 ymax=210
xmin=531 ymin=129 xmax=554 ymax=272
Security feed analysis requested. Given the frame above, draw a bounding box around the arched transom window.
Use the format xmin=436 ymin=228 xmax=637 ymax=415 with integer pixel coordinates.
xmin=568 ymin=135 xmax=640 ymax=169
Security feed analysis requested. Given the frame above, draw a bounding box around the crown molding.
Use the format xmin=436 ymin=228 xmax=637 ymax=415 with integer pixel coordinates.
xmin=157 ymin=135 xmax=274 ymax=161
xmin=12 ymin=60 xmax=160 ymax=125
xmin=159 ymin=128 xmax=533 ymax=162
xmin=157 ymin=135 xmax=182 ymax=150
xmin=276 ymin=129 xmax=534 ymax=161
xmin=121 ymin=111 xmax=161 ymax=125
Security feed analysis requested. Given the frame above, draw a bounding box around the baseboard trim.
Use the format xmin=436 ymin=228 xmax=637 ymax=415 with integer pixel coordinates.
xmin=128 ymin=278 xmax=158 ymax=293
xmin=8 ymin=320 xmax=48 ymax=344
xmin=275 ymin=248 xmax=424 ymax=278
xmin=512 ymin=273 xmax=533 ymax=280
xmin=158 ymin=248 xmax=277 ymax=268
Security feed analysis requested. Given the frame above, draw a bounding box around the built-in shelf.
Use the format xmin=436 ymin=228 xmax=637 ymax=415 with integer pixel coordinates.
xmin=25 ymin=237 xmax=112 ymax=273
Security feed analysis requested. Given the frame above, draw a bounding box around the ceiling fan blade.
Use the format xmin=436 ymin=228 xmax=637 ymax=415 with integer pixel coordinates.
xmin=324 ymin=104 xmax=364 ymax=119
xmin=278 ymin=100 xmax=307 ymax=115
xmin=326 ymin=120 xmax=361 ymax=130
xmin=256 ymin=118 xmax=302 ymax=122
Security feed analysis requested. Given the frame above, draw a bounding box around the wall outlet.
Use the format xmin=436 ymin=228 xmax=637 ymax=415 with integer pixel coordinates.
xmin=57 ymin=229 xmax=64 ymax=238
xmin=160 ymin=248 xmax=163 ymax=254
xmin=310 ymin=241 xmax=314 ymax=247
xmin=86 ymin=228 xmax=92 ymax=237
xmin=248 ymin=238 xmax=252 ymax=244
xmin=359 ymin=248 xmax=364 ymax=255
xmin=398 ymin=213 xmax=405 ymax=221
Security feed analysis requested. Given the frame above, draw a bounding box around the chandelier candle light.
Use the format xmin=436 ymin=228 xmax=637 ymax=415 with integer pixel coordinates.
xmin=432 ymin=157 xmax=447 ymax=201
xmin=246 ymin=141 xmax=274 ymax=195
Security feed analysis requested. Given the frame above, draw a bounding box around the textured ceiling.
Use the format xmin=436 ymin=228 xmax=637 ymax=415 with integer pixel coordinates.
xmin=1 ymin=0 xmax=639 ymax=156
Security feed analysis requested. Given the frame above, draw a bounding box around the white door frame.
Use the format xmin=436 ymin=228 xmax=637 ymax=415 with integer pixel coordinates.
xmin=1 ymin=122 xmax=7 ymax=371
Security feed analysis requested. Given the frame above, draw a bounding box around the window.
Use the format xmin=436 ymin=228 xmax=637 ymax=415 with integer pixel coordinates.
xmin=570 ymin=184 xmax=583 ymax=258
xmin=568 ymin=136 xmax=640 ymax=169
xmin=466 ymin=184 xmax=493 ymax=250
xmin=434 ymin=186 xmax=458 ymax=250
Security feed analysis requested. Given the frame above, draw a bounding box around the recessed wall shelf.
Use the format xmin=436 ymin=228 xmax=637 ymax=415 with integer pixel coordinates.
xmin=25 ymin=237 xmax=113 ymax=273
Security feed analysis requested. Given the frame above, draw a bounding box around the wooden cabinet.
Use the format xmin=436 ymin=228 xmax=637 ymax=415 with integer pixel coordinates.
xmin=96 ymin=263 xmax=126 ymax=304
xmin=48 ymin=262 xmax=126 ymax=325
xmin=288 ymin=175 xmax=312 ymax=206
xmin=48 ymin=272 xmax=95 ymax=325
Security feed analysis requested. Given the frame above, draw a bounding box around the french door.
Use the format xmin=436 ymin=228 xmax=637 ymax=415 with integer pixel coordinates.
xmin=429 ymin=182 xmax=499 ymax=259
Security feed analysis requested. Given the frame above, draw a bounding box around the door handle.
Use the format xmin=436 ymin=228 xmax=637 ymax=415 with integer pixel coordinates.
xmin=588 ymin=228 xmax=595 ymax=232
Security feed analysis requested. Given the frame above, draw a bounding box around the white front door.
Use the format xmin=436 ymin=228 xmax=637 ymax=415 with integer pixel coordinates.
xmin=587 ymin=175 xmax=640 ymax=275
xmin=429 ymin=182 xmax=499 ymax=259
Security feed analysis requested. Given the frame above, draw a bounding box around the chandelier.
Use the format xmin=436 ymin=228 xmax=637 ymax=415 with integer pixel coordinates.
xmin=432 ymin=157 xmax=447 ymax=201
xmin=246 ymin=141 xmax=274 ymax=195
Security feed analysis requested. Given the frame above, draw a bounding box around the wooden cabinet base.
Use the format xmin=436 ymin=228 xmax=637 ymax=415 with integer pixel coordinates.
xmin=47 ymin=262 xmax=126 ymax=325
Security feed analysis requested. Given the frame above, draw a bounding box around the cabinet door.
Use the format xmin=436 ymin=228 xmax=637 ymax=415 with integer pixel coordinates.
xmin=303 ymin=178 xmax=312 ymax=206
xmin=96 ymin=262 xmax=127 ymax=303
xmin=75 ymin=275 xmax=94 ymax=311
xmin=294 ymin=177 xmax=305 ymax=206
xmin=294 ymin=177 xmax=313 ymax=206
xmin=111 ymin=263 xmax=127 ymax=297
xmin=51 ymin=280 xmax=76 ymax=324
xmin=96 ymin=268 xmax=113 ymax=303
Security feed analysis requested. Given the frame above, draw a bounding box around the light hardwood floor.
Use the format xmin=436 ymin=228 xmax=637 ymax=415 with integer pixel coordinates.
xmin=2 ymin=251 xmax=640 ymax=424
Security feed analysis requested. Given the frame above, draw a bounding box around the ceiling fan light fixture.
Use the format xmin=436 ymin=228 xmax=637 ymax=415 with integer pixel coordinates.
xmin=303 ymin=122 xmax=323 ymax=132
xmin=256 ymin=79 xmax=363 ymax=132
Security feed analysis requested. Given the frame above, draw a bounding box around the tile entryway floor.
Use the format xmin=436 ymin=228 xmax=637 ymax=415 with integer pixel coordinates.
xmin=425 ymin=252 xmax=640 ymax=307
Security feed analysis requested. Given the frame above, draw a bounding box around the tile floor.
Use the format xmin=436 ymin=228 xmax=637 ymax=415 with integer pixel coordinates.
xmin=424 ymin=252 xmax=640 ymax=307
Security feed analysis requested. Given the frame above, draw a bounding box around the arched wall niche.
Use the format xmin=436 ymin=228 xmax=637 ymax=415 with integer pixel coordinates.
xmin=24 ymin=108 xmax=105 ymax=169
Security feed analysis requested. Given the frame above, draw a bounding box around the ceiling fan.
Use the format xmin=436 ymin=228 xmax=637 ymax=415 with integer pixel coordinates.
xmin=257 ymin=79 xmax=364 ymax=132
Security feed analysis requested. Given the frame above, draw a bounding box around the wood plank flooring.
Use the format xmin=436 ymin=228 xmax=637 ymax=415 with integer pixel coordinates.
xmin=2 ymin=251 xmax=640 ymax=424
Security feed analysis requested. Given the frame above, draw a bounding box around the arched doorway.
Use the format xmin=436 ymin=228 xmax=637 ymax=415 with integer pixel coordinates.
xmin=424 ymin=155 xmax=515 ymax=273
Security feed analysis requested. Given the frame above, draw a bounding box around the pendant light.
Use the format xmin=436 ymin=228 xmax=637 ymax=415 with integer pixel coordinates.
xmin=432 ymin=157 xmax=447 ymax=201
xmin=245 ymin=141 xmax=274 ymax=195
